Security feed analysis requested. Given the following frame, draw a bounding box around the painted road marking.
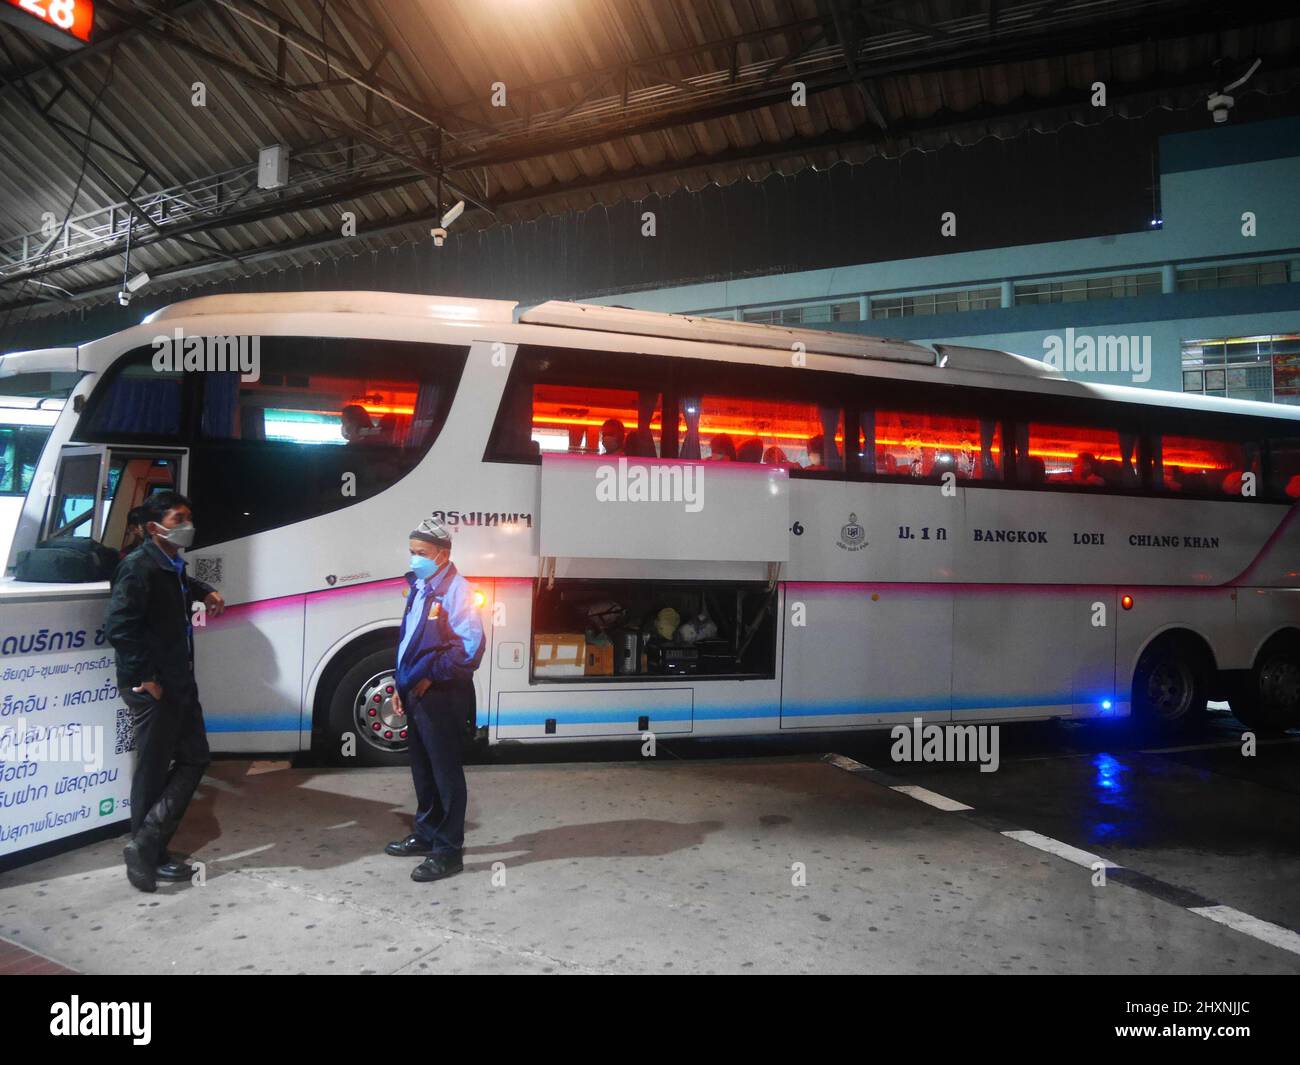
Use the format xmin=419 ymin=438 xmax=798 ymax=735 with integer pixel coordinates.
xmin=1189 ymin=905 xmax=1300 ymax=957
xmin=1001 ymin=830 xmax=1120 ymax=869
xmin=890 ymin=785 xmax=973 ymax=811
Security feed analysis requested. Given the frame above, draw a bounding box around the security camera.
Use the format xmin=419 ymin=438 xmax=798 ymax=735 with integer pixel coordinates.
xmin=1207 ymin=92 xmax=1233 ymax=124
xmin=431 ymin=200 xmax=465 ymax=247
xmin=125 ymin=271 xmax=150 ymax=293
xmin=118 ymin=290 xmax=132 ymax=306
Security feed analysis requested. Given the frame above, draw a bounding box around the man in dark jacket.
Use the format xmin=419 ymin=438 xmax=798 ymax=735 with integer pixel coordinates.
xmin=105 ymin=490 xmax=225 ymax=892
xmin=385 ymin=517 xmax=485 ymax=882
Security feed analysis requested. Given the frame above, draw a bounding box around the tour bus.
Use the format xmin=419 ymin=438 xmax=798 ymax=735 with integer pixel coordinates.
xmin=2 ymin=291 xmax=1298 ymax=766
xmin=0 ymin=396 xmax=62 ymax=567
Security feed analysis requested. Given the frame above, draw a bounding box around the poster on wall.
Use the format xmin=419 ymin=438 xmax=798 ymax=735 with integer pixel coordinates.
xmin=0 ymin=593 xmax=133 ymax=860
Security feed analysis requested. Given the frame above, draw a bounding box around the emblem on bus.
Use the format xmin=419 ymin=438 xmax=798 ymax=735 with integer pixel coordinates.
xmin=836 ymin=513 xmax=867 ymax=551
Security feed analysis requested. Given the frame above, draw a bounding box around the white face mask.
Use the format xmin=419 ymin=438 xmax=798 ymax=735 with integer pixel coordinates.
xmin=153 ymin=521 xmax=195 ymax=549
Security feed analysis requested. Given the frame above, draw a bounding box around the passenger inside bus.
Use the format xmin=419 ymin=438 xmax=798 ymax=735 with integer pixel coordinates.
xmin=340 ymin=404 xmax=376 ymax=444
xmin=762 ymin=445 xmax=790 ymax=466
xmin=1072 ymin=452 xmax=1105 ymax=487
xmin=707 ymin=433 xmax=736 ymax=461
xmin=599 ymin=418 xmax=626 ymax=456
xmin=736 ymin=437 xmax=764 ymax=463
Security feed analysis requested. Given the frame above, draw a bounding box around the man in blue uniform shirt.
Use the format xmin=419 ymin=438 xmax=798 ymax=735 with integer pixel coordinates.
xmin=385 ymin=517 xmax=485 ymax=882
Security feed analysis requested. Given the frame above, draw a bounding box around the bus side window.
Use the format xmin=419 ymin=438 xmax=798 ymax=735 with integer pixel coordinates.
xmin=81 ymin=348 xmax=185 ymax=438
xmin=527 ymin=382 xmax=661 ymax=457
xmin=871 ymin=409 xmax=1002 ymax=482
xmin=1267 ymin=438 xmax=1300 ymax=501
xmin=1017 ymin=422 xmax=1135 ymax=490
xmin=1154 ymin=433 xmax=1259 ymax=498
xmin=676 ymin=393 xmax=841 ymax=471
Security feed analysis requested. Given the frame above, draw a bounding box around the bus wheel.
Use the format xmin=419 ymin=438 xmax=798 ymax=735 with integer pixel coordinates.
xmin=327 ymin=647 xmax=410 ymax=767
xmin=1230 ymin=636 xmax=1300 ymax=732
xmin=1132 ymin=636 xmax=1207 ymax=734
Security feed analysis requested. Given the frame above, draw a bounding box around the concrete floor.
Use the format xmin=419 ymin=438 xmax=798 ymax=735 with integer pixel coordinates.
xmin=2 ymin=717 xmax=1298 ymax=974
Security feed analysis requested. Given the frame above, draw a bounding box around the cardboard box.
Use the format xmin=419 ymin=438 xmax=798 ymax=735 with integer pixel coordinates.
xmin=533 ymin=633 xmax=586 ymax=677
xmin=584 ymin=642 xmax=614 ymax=676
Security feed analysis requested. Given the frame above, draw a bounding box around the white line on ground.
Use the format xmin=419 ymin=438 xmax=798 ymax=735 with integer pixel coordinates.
xmin=824 ymin=754 xmax=871 ymax=772
xmin=1001 ymin=829 xmax=1120 ymax=869
xmin=324 ymin=821 xmax=358 ymax=830
xmin=890 ymin=785 xmax=973 ymax=811
xmin=208 ymin=843 xmax=276 ymax=863
xmin=1189 ymin=905 xmax=1300 ymax=957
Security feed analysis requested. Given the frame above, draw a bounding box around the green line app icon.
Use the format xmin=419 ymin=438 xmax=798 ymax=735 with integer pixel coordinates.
xmin=99 ymin=798 xmax=115 ymax=817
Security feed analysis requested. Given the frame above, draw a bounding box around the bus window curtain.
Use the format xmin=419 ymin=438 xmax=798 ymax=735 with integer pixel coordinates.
xmin=96 ymin=378 xmax=181 ymax=435
xmin=680 ymin=395 xmax=702 ymax=459
xmin=637 ymin=391 xmax=660 ymax=456
xmin=1151 ymin=434 xmax=1164 ymax=486
xmin=201 ymin=372 xmax=240 ymax=438
xmin=242 ymin=407 xmax=266 ymax=441
xmin=1119 ymin=431 xmax=1138 ymax=485
xmin=980 ymin=418 xmax=998 ymax=478
xmin=859 ymin=409 xmax=875 ymax=473
xmin=819 ymin=405 xmax=843 ymax=471
xmin=1014 ymin=422 xmax=1030 ymax=471
xmin=406 ymin=380 xmax=443 ymax=450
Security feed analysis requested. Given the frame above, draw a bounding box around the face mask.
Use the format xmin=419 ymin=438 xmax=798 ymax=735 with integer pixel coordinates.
xmin=154 ymin=522 xmax=195 ymax=549
xmin=409 ymin=554 xmax=441 ymax=580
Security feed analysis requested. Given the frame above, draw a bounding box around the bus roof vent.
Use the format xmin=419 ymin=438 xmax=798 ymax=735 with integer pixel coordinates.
xmin=933 ymin=344 xmax=1065 ymax=379
xmin=519 ymin=300 xmax=936 ymax=365
xmin=144 ymin=291 xmax=518 ymax=324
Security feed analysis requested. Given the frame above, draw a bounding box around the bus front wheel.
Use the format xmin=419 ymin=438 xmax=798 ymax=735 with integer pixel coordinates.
xmin=326 ymin=646 xmax=411 ymax=767
xmin=1230 ymin=635 xmax=1300 ymax=732
xmin=1132 ymin=636 xmax=1208 ymax=734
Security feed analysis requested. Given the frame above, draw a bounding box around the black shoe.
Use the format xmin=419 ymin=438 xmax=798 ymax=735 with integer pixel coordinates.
xmin=385 ymin=835 xmax=434 ymax=857
xmin=123 ymin=840 xmax=157 ymax=893
xmin=411 ymin=853 xmax=463 ymax=882
xmin=156 ymin=852 xmax=195 ymax=881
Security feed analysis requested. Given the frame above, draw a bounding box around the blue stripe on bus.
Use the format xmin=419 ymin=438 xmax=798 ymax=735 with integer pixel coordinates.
xmin=203 ymin=714 xmax=302 ymax=733
xmin=496 ymin=694 xmax=1082 ymax=727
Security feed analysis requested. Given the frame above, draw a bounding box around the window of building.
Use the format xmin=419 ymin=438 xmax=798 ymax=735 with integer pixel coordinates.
xmin=1177 ymin=260 xmax=1290 ymax=292
xmin=185 ymin=337 xmax=465 ymax=547
xmin=1014 ymin=272 xmax=1161 ymax=305
xmin=869 ymin=287 xmax=1001 ymax=319
xmin=742 ymin=301 xmax=860 ymax=326
xmin=863 ymin=410 xmax=1002 ymax=481
xmin=1182 ymin=335 xmax=1300 ymax=405
xmin=1153 ymin=434 xmax=1259 ymax=498
xmin=1014 ymin=422 xmax=1138 ymax=490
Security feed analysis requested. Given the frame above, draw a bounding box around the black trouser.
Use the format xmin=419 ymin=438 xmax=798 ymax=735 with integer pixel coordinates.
xmin=405 ymin=681 xmax=472 ymax=856
xmin=125 ymin=681 xmax=211 ymax=861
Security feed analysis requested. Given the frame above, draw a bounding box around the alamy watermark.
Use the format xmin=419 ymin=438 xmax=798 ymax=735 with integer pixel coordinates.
xmin=890 ymin=717 xmax=1000 ymax=773
xmin=0 ymin=715 xmax=103 ymax=773
xmin=151 ymin=328 xmax=261 ymax=382
xmin=1042 ymin=328 xmax=1151 ymax=384
xmin=595 ymin=457 xmax=704 ymax=513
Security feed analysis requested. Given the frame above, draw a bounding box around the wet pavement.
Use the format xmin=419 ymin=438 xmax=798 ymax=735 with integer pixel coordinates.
xmin=1 ymin=709 xmax=1297 ymax=974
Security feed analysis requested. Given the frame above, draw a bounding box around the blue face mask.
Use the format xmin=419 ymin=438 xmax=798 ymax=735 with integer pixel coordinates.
xmin=409 ymin=554 xmax=441 ymax=580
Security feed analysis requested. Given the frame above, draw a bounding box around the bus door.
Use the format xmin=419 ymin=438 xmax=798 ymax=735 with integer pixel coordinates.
xmin=44 ymin=444 xmax=185 ymax=552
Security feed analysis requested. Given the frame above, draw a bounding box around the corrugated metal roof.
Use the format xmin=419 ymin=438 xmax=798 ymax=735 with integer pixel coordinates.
xmin=1 ymin=0 xmax=1297 ymax=321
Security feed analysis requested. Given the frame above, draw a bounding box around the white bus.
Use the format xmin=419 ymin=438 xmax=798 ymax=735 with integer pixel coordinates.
xmin=3 ymin=291 xmax=1298 ymax=766
xmin=0 ymin=396 xmax=62 ymax=568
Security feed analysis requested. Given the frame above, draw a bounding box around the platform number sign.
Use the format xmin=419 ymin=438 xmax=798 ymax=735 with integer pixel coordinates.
xmin=0 ymin=0 xmax=94 ymax=48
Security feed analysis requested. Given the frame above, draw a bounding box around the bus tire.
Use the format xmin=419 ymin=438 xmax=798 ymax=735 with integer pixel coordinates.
xmin=1229 ymin=634 xmax=1300 ymax=732
xmin=1131 ymin=635 xmax=1208 ymax=734
xmin=326 ymin=646 xmax=411 ymax=767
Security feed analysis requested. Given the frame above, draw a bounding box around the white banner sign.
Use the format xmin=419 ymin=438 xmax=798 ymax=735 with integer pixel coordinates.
xmin=0 ymin=594 xmax=133 ymax=861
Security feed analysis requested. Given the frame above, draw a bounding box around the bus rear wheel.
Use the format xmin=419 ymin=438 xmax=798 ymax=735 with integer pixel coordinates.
xmin=326 ymin=646 xmax=411 ymax=767
xmin=1230 ymin=636 xmax=1300 ymax=732
xmin=1132 ymin=636 xmax=1208 ymax=734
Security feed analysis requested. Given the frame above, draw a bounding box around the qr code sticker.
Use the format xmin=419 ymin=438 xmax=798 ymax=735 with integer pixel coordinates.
xmin=192 ymin=556 xmax=223 ymax=585
xmin=114 ymin=706 xmax=136 ymax=755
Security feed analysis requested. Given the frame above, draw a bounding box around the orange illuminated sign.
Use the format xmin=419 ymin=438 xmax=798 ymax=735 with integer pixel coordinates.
xmin=2 ymin=0 xmax=93 ymax=47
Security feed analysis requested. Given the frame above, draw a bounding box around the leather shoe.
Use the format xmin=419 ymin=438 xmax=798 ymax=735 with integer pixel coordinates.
xmin=385 ymin=834 xmax=433 ymax=857
xmin=123 ymin=840 xmax=157 ymax=893
xmin=411 ymin=853 xmax=463 ymax=882
xmin=156 ymin=853 xmax=195 ymax=881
